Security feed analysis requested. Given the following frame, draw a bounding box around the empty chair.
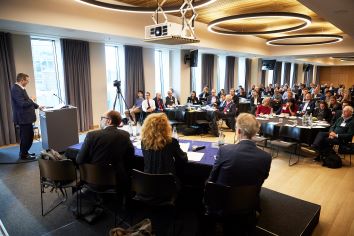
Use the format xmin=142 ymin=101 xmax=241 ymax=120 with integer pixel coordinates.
xmin=131 ymin=169 xmax=179 ymax=235
xmin=202 ymin=181 xmax=259 ymax=235
xmin=38 ymin=158 xmax=78 ymax=216
xmin=79 ymin=164 xmax=127 ymax=226
xmin=336 ymin=136 xmax=354 ymax=166
xmin=268 ymin=126 xmax=300 ymax=166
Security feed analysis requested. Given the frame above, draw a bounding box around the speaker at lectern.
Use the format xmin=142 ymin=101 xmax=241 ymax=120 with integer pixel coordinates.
xmin=40 ymin=106 xmax=79 ymax=152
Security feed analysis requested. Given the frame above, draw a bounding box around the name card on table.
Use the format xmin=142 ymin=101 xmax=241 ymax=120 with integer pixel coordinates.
xmin=187 ymin=152 xmax=204 ymax=162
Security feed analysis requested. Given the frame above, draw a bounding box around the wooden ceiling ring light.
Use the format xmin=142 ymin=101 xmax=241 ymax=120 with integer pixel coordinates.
xmin=75 ymin=0 xmax=216 ymax=13
xmin=207 ymin=12 xmax=312 ymax=35
xmin=267 ymin=34 xmax=343 ymax=46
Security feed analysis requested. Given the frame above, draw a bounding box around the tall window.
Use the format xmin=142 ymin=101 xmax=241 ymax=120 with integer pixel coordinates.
xmin=217 ymin=55 xmax=226 ymax=91
xmin=191 ymin=53 xmax=202 ymax=93
xmin=155 ymin=49 xmax=169 ymax=96
xmin=105 ymin=45 xmax=125 ymax=113
xmin=267 ymin=70 xmax=274 ymax=86
xmin=238 ymin=57 xmax=246 ymax=89
xmin=30 ymin=38 xmax=65 ymax=107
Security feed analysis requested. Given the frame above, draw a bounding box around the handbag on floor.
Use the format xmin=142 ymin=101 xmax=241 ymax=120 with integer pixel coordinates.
xmin=109 ymin=218 xmax=153 ymax=236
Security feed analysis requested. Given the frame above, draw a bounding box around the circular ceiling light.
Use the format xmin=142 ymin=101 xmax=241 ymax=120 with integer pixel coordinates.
xmin=331 ymin=56 xmax=354 ymax=61
xmin=207 ymin=12 xmax=311 ymax=35
xmin=267 ymin=34 xmax=343 ymax=46
xmin=76 ymin=0 xmax=216 ymax=13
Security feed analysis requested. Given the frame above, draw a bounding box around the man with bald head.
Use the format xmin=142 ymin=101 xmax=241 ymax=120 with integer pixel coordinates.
xmin=303 ymin=106 xmax=354 ymax=161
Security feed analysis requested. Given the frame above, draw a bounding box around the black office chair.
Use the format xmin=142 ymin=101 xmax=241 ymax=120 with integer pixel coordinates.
xmin=336 ymin=136 xmax=354 ymax=166
xmin=203 ymin=181 xmax=259 ymax=235
xmin=38 ymin=159 xmax=79 ymax=216
xmin=169 ymin=110 xmax=185 ymax=131
xmin=79 ymin=164 xmax=127 ymax=226
xmin=268 ymin=126 xmax=300 ymax=166
xmin=131 ymin=169 xmax=179 ymax=235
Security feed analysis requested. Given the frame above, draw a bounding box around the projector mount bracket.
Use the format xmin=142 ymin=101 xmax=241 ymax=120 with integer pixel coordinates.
xmin=152 ymin=0 xmax=168 ymax=24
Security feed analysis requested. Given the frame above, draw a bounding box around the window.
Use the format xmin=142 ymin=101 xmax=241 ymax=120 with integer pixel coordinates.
xmin=105 ymin=45 xmax=125 ymax=113
xmin=155 ymin=49 xmax=169 ymax=96
xmin=289 ymin=63 xmax=294 ymax=86
xmin=217 ymin=55 xmax=226 ymax=91
xmin=191 ymin=53 xmax=202 ymax=93
xmin=267 ymin=70 xmax=274 ymax=86
xmin=238 ymin=57 xmax=246 ymax=89
xmin=30 ymin=38 xmax=65 ymax=107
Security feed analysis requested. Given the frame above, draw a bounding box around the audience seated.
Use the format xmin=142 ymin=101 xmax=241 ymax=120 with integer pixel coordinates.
xmin=153 ymin=92 xmax=164 ymax=112
xmin=299 ymin=93 xmax=316 ymax=115
xmin=213 ymin=95 xmax=237 ymax=132
xmin=303 ymin=106 xmax=354 ymax=161
xmin=140 ymin=113 xmax=188 ymax=176
xmin=199 ymin=86 xmax=209 ymax=104
xmin=207 ymin=89 xmax=220 ymax=107
xmin=217 ymin=88 xmax=225 ymax=98
xmin=256 ymin=97 xmax=272 ymax=116
xmin=129 ymin=90 xmax=144 ymax=124
xmin=165 ymin=90 xmax=177 ymax=108
xmin=331 ymin=100 xmax=351 ymax=125
xmin=208 ymin=113 xmax=272 ymax=211
xmin=277 ymin=98 xmax=297 ymax=116
xmin=313 ymin=101 xmax=332 ymax=123
xmin=187 ymin=91 xmax=200 ymax=105
xmin=218 ymin=94 xmax=226 ymax=111
xmin=250 ymin=90 xmax=262 ymax=115
xmin=230 ymin=88 xmax=239 ymax=105
xmin=142 ymin=91 xmax=156 ymax=115
xmin=329 ymin=95 xmax=342 ymax=115
xmin=272 ymin=88 xmax=282 ymax=112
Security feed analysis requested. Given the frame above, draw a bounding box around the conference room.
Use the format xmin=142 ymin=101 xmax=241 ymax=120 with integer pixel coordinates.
xmin=0 ymin=0 xmax=354 ymax=235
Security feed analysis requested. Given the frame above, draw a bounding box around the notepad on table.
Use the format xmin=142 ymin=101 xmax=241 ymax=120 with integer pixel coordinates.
xmin=179 ymin=143 xmax=190 ymax=153
xmin=187 ymin=152 xmax=204 ymax=162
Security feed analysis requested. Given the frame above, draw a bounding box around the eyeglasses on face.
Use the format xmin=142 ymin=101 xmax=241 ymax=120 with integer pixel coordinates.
xmin=100 ymin=116 xmax=110 ymax=120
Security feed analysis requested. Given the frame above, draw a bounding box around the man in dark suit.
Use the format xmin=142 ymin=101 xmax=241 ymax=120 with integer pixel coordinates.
xmin=213 ymin=95 xmax=237 ymax=134
xmin=298 ymin=93 xmax=316 ymax=115
xmin=206 ymin=89 xmax=219 ymax=107
xmin=153 ymin=92 xmax=164 ymax=112
xmin=209 ymin=113 xmax=272 ymax=210
xmin=77 ymin=110 xmax=134 ymax=183
xmin=199 ymin=86 xmax=209 ymax=104
xmin=11 ymin=73 xmax=42 ymax=160
xmin=165 ymin=90 xmax=177 ymax=107
xmin=302 ymin=106 xmax=354 ymax=161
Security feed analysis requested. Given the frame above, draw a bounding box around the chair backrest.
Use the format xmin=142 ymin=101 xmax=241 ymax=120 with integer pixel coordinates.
xmin=38 ymin=159 xmax=76 ymax=182
xmin=262 ymin=123 xmax=275 ymax=138
xmin=131 ymin=169 xmax=178 ymax=205
xmin=279 ymin=126 xmax=300 ymax=141
xmin=204 ymin=181 xmax=259 ymax=216
xmin=79 ymin=163 xmax=117 ymax=186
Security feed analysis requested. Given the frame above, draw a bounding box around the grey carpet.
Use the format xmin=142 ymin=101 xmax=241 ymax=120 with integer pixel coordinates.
xmin=0 ymin=141 xmax=42 ymax=164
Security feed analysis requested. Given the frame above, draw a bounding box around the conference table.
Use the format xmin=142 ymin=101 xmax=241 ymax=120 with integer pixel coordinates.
xmin=256 ymin=115 xmax=331 ymax=145
xmin=65 ymin=138 xmax=321 ymax=236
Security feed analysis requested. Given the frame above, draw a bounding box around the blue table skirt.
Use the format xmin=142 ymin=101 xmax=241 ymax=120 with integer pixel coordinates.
xmin=67 ymin=139 xmax=219 ymax=166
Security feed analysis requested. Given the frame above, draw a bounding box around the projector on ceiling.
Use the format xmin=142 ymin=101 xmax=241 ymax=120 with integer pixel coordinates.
xmin=144 ymin=22 xmax=200 ymax=45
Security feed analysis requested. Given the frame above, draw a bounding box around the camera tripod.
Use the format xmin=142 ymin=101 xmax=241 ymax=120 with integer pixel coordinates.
xmin=112 ymin=81 xmax=129 ymax=113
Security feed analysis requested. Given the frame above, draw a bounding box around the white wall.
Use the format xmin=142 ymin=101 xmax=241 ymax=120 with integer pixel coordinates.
xmin=89 ymin=42 xmax=108 ymax=127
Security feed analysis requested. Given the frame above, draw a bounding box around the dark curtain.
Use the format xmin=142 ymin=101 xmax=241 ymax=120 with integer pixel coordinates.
xmin=261 ymin=70 xmax=266 ymax=86
xmin=284 ymin=62 xmax=291 ymax=85
xmin=125 ymin=45 xmax=145 ymax=107
xmin=304 ymin=65 xmax=314 ymax=87
xmin=61 ymin=39 xmax=93 ymax=132
xmin=201 ymin=54 xmax=214 ymax=89
xmin=244 ymin=58 xmax=252 ymax=92
xmin=292 ymin=63 xmax=298 ymax=87
xmin=0 ymin=32 xmax=17 ymax=146
xmin=314 ymin=66 xmax=320 ymax=84
xmin=273 ymin=62 xmax=282 ymax=86
xmin=224 ymin=56 xmax=235 ymax=92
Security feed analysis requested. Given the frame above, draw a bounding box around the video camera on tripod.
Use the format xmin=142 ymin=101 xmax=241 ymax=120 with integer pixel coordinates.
xmin=113 ymin=80 xmax=121 ymax=93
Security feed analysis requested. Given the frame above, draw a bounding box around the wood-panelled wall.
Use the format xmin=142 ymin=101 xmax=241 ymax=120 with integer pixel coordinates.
xmin=318 ymin=66 xmax=354 ymax=88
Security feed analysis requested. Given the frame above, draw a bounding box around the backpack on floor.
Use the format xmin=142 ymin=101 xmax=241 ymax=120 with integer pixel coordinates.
xmin=322 ymin=152 xmax=342 ymax=169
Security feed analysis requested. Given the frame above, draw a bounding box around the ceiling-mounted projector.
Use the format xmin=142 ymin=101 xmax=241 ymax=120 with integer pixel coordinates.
xmin=144 ymin=22 xmax=200 ymax=45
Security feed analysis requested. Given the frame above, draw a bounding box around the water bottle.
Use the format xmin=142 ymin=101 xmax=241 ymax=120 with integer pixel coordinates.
xmin=218 ymin=129 xmax=225 ymax=146
xmin=308 ymin=113 xmax=313 ymax=128
xmin=172 ymin=126 xmax=179 ymax=140
xmin=128 ymin=121 xmax=133 ymax=136
xmin=302 ymin=112 xmax=307 ymax=126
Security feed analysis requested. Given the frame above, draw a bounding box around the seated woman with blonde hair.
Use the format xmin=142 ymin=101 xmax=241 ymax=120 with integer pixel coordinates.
xmin=141 ymin=113 xmax=187 ymax=175
xmin=256 ymin=97 xmax=273 ymax=116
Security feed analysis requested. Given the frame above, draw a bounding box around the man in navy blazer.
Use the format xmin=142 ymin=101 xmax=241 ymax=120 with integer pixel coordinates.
xmin=209 ymin=113 xmax=272 ymax=211
xmin=11 ymin=73 xmax=41 ymax=160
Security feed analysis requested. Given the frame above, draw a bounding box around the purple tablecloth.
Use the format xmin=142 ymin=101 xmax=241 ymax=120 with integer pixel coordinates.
xmin=66 ymin=139 xmax=219 ymax=166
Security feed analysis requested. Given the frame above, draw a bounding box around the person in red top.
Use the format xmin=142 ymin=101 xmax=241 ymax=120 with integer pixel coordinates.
xmin=256 ymin=97 xmax=272 ymax=116
xmin=277 ymin=98 xmax=298 ymax=116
